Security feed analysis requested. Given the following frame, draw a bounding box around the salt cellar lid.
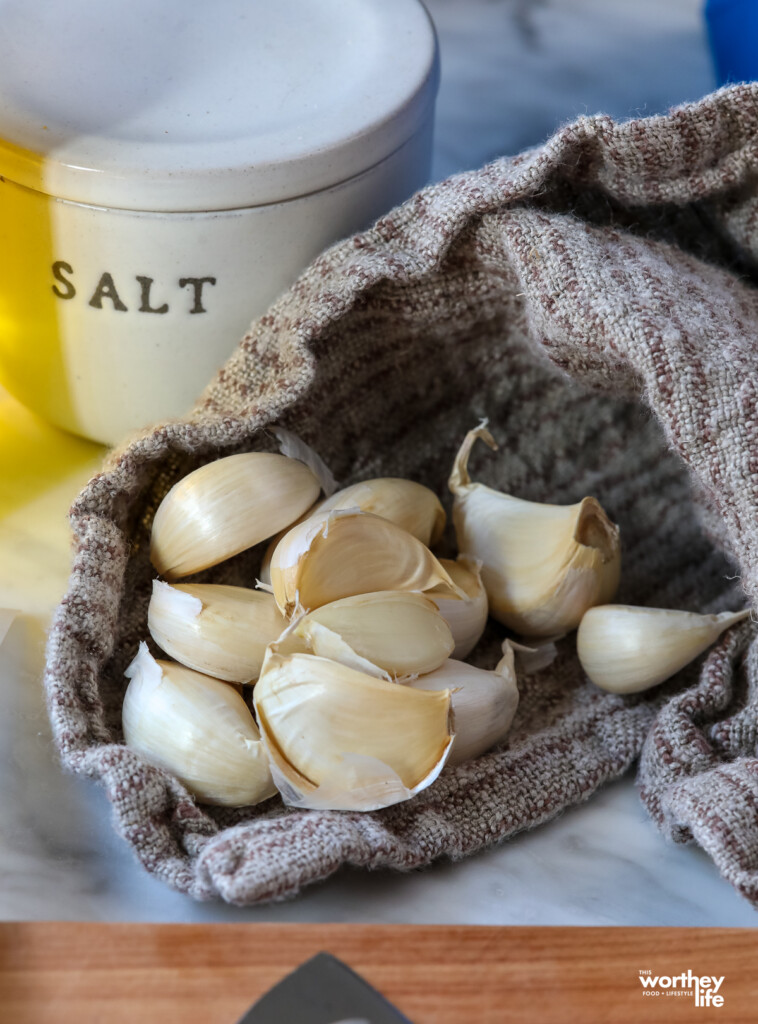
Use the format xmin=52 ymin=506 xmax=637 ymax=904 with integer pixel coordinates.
xmin=0 ymin=0 xmax=438 ymax=212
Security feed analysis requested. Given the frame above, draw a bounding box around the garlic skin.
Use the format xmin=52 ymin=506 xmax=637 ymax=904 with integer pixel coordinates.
xmin=295 ymin=620 xmax=390 ymax=680
xmin=253 ymin=648 xmax=453 ymax=811
xmin=150 ymin=452 xmax=321 ymax=579
xmin=122 ymin=644 xmax=276 ymax=806
xmin=295 ymin=591 xmax=454 ymax=678
xmin=258 ymin=502 xmax=322 ymax=586
xmin=449 ymin=424 xmax=621 ymax=636
xmin=147 ymin=580 xmax=287 ymax=683
xmin=270 ymin=508 xmax=462 ymax=618
xmin=577 ymin=604 xmax=751 ymax=694
xmin=270 ymin=426 xmax=338 ymax=496
xmin=408 ymin=643 xmax=519 ymax=765
xmin=511 ymin=635 xmax=562 ymax=675
xmin=429 ymin=557 xmax=489 ymax=659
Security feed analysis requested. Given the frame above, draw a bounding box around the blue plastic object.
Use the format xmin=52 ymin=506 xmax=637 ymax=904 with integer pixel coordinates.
xmin=705 ymin=0 xmax=758 ymax=84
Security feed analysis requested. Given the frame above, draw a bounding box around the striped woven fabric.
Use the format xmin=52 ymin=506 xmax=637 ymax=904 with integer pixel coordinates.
xmin=45 ymin=84 xmax=758 ymax=907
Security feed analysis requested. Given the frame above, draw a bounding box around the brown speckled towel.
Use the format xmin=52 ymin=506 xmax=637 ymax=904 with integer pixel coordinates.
xmin=45 ymin=84 xmax=758 ymax=907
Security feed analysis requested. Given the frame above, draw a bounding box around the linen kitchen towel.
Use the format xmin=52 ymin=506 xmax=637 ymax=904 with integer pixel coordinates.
xmin=44 ymin=84 xmax=758 ymax=906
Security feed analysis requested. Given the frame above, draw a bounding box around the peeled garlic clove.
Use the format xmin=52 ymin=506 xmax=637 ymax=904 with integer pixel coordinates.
xmin=317 ymin=478 xmax=446 ymax=547
xmin=449 ymin=424 xmax=621 ymax=637
xmin=270 ymin=508 xmax=462 ymax=617
xmin=577 ymin=604 xmax=751 ymax=694
xmin=296 ymin=590 xmax=454 ymax=678
xmin=429 ymin=556 xmax=489 ymax=659
xmin=150 ymin=452 xmax=322 ymax=579
xmin=253 ymin=649 xmax=453 ymax=811
xmin=408 ymin=643 xmax=519 ymax=765
xmin=147 ymin=580 xmax=287 ymax=683
xmin=122 ymin=644 xmax=276 ymax=806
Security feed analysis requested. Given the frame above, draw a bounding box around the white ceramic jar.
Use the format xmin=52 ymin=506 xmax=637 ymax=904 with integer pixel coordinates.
xmin=0 ymin=0 xmax=438 ymax=444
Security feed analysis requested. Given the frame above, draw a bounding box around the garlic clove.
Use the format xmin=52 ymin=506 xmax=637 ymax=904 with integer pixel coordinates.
xmin=122 ymin=643 xmax=276 ymax=806
xmin=266 ymin=751 xmax=444 ymax=812
xmin=316 ymin=478 xmax=446 ymax=547
xmin=253 ymin=648 xmax=453 ymax=811
xmin=295 ymin=590 xmax=454 ymax=678
xmin=577 ymin=604 xmax=752 ymax=694
xmin=407 ymin=643 xmax=519 ymax=765
xmin=270 ymin=508 xmax=462 ymax=618
xmin=150 ymin=452 xmax=322 ymax=579
xmin=147 ymin=580 xmax=288 ymax=683
xmin=258 ymin=477 xmax=445 ymax=585
xmin=449 ymin=424 xmax=621 ymax=637
xmin=429 ymin=556 xmax=489 ymax=659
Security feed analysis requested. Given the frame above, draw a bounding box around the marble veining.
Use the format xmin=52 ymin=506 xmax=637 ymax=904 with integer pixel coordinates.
xmin=2 ymin=0 xmax=754 ymax=924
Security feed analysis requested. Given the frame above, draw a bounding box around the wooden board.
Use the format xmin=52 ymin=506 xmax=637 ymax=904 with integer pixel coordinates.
xmin=0 ymin=923 xmax=755 ymax=1023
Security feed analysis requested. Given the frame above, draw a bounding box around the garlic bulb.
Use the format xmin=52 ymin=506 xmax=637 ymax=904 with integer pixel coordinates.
xmin=408 ymin=643 xmax=519 ymax=765
xmin=147 ymin=580 xmax=287 ymax=683
xmin=429 ymin=557 xmax=489 ymax=658
xmin=151 ymin=452 xmax=321 ymax=579
xmin=449 ymin=424 xmax=620 ymax=636
xmin=122 ymin=644 xmax=276 ymax=806
xmin=253 ymin=648 xmax=453 ymax=810
xmin=294 ymin=591 xmax=454 ymax=678
xmin=577 ymin=604 xmax=751 ymax=694
xmin=270 ymin=508 xmax=462 ymax=618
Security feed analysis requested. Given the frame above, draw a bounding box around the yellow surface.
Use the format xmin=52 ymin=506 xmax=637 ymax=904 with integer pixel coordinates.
xmin=0 ymin=140 xmax=77 ymax=428
xmin=0 ymin=384 xmax=104 ymax=517
xmin=0 ymin=384 xmax=105 ymax=621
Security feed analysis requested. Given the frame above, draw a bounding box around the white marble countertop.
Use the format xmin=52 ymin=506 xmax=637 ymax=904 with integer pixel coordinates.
xmin=2 ymin=0 xmax=756 ymax=925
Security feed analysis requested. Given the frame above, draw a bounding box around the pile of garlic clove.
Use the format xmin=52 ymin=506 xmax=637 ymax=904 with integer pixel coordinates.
xmin=122 ymin=423 xmax=751 ymax=813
